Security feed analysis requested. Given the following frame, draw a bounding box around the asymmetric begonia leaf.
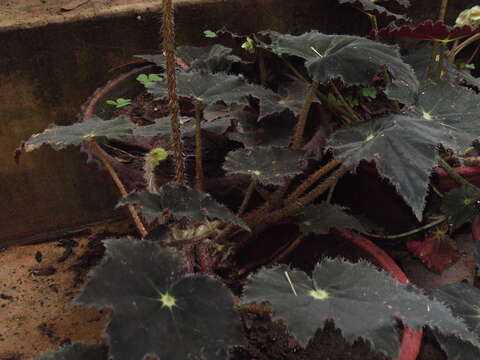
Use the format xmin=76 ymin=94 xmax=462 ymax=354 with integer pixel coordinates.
xmin=407 ymin=82 xmax=480 ymax=151
xmin=328 ymin=115 xmax=453 ymax=220
xmin=223 ymin=147 xmax=306 ymax=185
xmin=242 ymin=258 xmax=473 ymax=358
xmin=227 ymin=106 xmax=294 ymax=148
xmin=147 ymin=71 xmax=282 ymax=110
xmin=76 ymin=238 xmax=244 ymax=360
xmin=296 ymin=202 xmax=365 ymax=234
xmin=176 ymin=44 xmax=241 ymax=73
xmin=259 ymin=31 xmax=418 ymax=91
xmin=133 ymin=116 xmax=231 ymax=137
xmin=338 ymin=0 xmax=409 ymax=22
xmin=433 ymin=282 xmax=480 ymax=335
xmin=378 ymin=20 xmax=480 ymax=42
xmin=118 ymin=184 xmax=249 ymax=230
xmin=259 ymin=79 xmax=320 ymax=118
xmin=399 ymin=44 xmax=480 ymax=90
xmin=434 ymin=332 xmax=480 ymax=360
xmin=37 ymin=343 xmax=106 ymax=360
xmin=441 ymin=185 xmax=480 ymax=229
xmin=24 ymin=116 xmax=134 ymax=152
xmin=432 ymin=282 xmax=480 ymax=356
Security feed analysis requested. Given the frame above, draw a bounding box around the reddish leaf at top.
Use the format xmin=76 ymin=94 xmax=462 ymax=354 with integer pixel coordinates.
xmin=407 ymin=232 xmax=460 ymax=274
xmin=338 ymin=0 xmax=410 ymax=22
xmin=379 ymin=20 xmax=480 ymax=42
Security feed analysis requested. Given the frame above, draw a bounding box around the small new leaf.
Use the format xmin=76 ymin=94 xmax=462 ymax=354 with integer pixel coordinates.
xmin=441 ymin=185 xmax=480 ymax=229
xmin=76 ymin=238 xmax=244 ymax=360
xmin=136 ymin=73 xmax=162 ymax=86
xmin=223 ymin=147 xmax=306 ymax=185
xmin=24 ymin=116 xmax=134 ymax=152
xmin=105 ymin=98 xmax=132 ymax=108
xmin=203 ymin=29 xmax=218 ymax=38
xmin=118 ymin=184 xmax=249 ymax=230
xmin=296 ymin=202 xmax=365 ymax=234
xmin=243 ymin=258 xmax=472 ymax=358
xmin=361 ymin=87 xmax=377 ymax=99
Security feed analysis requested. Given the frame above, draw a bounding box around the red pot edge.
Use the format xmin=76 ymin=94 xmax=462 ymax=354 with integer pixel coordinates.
xmin=472 ymin=216 xmax=480 ymax=241
xmin=333 ymin=229 xmax=423 ymax=360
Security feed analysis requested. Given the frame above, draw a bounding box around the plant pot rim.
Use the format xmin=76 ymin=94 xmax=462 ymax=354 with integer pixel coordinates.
xmin=334 ymin=229 xmax=423 ymax=360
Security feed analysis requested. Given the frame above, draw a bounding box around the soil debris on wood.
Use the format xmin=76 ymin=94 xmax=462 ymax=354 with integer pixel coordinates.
xmin=0 ymin=220 xmax=129 ymax=360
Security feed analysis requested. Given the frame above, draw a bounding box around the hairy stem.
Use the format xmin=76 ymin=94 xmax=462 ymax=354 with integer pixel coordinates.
xmin=286 ymin=159 xmax=341 ymax=203
xmin=368 ymin=13 xmax=379 ymax=41
xmin=237 ymin=180 xmax=257 ymax=216
xmin=194 ymin=102 xmax=204 ymax=191
xmin=292 ymin=81 xmax=320 ymax=149
xmin=438 ymin=0 xmax=448 ymax=22
xmin=88 ymin=139 xmax=148 ymax=238
xmin=279 ymin=56 xmax=353 ymax=123
xmin=437 ymin=156 xmax=476 ymax=188
xmin=257 ymin=49 xmax=268 ymax=87
xmin=162 ymin=0 xmax=185 ymax=183
xmin=362 ymin=216 xmax=447 ymax=239
xmin=428 ymin=0 xmax=449 ymax=80
xmin=330 ymin=81 xmax=362 ymax=122
xmin=451 ymin=33 xmax=480 ymax=58
xmin=249 ymin=165 xmax=349 ymax=232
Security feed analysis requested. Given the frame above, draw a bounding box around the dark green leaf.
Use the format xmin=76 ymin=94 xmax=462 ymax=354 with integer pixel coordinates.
xmin=441 ymin=185 xmax=480 ymax=229
xmin=37 ymin=343 xmax=106 ymax=360
xmin=260 ymin=31 xmax=418 ymax=89
xmin=407 ymin=82 xmax=480 ymax=151
xmin=434 ymin=282 xmax=480 ymax=335
xmin=296 ymin=203 xmax=365 ymax=234
xmin=243 ymin=258 xmax=472 ymax=358
xmin=176 ymin=44 xmax=241 ymax=73
xmin=24 ymin=116 xmax=135 ymax=152
xmin=118 ymin=184 xmax=249 ymax=230
xmin=384 ymin=79 xmax=416 ymax=105
xmin=432 ymin=282 xmax=480 ymax=355
xmin=147 ymin=72 xmax=279 ymax=109
xmin=400 ymin=44 xmax=480 ymax=93
xmin=328 ymin=115 xmax=452 ymax=220
xmin=133 ymin=116 xmax=231 ymax=138
xmin=227 ymin=106 xmax=294 ymax=148
xmin=259 ymin=79 xmax=320 ymax=118
xmin=434 ymin=331 xmax=480 ymax=360
xmin=223 ymin=147 xmax=305 ymax=185
xmin=76 ymin=238 xmax=244 ymax=360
